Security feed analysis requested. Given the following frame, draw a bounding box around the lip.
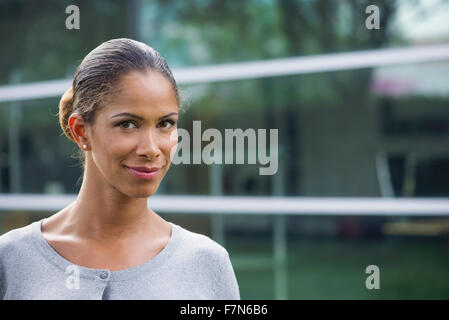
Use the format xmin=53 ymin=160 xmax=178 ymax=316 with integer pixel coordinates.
xmin=125 ymin=166 xmax=161 ymax=179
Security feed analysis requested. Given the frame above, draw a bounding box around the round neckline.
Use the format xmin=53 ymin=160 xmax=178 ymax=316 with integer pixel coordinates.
xmin=31 ymin=218 xmax=181 ymax=282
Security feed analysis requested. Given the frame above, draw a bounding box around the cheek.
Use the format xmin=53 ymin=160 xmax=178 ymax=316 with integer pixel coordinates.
xmin=97 ymin=135 xmax=133 ymax=167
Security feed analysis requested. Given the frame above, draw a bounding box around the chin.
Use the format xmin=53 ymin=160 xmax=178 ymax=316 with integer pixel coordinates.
xmin=131 ymin=193 xmax=154 ymax=199
xmin=127 ymin=186 xmax=160 ymax=198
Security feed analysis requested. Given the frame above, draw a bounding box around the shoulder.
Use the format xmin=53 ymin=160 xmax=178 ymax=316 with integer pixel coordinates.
xmin=0 ymin=222 xmax=35 ymax=249
xmin=0 ymin=220 xmax=38 ymax=260
xmin=171 ymin=223 xmax=240 ymax=299
xmin=173 ymin=223 xmax=229 ymax=264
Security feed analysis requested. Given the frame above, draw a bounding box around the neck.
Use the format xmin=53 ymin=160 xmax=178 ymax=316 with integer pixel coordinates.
xmin=64 ymin=162 xmax=153 ymax=241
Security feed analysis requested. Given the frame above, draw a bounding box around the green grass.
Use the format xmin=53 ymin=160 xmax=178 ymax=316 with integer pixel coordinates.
xmin=226 ymin=236 xmax=449 ymax=299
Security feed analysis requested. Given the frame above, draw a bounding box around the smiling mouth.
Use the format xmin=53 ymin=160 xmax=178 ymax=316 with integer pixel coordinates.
xmin=125 ymin=166 xmax=161 ymax=179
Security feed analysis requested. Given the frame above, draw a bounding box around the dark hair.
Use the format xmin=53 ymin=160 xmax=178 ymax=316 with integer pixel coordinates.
xmin=58 ymin=38 xmax=180 ymax=180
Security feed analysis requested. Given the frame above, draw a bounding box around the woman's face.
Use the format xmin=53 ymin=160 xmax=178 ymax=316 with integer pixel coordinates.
xmin=85 ymin=70 xmax=179 ymax=198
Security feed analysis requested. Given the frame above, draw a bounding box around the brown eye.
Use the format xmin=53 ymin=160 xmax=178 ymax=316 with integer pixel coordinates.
xmin=158 ymin=119 xmax=176 ymax=129
xmin=117 ymin=120 xmax=137 ymax=129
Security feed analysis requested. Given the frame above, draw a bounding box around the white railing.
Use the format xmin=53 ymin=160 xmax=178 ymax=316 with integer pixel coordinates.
xmin=1 ymin=44 xmax=449 ymax=102
xmin=0 ymin=194 xmax=448 ymax=215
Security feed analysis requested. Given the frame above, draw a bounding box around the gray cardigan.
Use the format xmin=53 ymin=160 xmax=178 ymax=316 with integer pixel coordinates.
xmin=0 ymin=218 xmax=240 ymax=300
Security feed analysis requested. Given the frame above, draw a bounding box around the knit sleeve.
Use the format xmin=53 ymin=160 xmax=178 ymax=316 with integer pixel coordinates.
xmin=212 ymin=250 xmax=240 ymax=300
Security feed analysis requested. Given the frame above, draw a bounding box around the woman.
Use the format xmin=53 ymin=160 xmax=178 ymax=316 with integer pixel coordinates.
xmin=0 ymin=38 xmax=240 ymax=300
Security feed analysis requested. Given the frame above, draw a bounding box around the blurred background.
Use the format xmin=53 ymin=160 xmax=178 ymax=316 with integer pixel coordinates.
xmin=0 ymin=0 xmax=448 ymax=299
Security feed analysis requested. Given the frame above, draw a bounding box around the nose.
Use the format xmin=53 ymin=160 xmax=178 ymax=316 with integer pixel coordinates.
xmin=136 ymin=128 xmax=161 ymax=160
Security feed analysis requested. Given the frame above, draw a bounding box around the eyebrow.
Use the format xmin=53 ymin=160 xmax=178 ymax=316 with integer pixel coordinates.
xmin=111 ymin=112 xmax=178 ymax=121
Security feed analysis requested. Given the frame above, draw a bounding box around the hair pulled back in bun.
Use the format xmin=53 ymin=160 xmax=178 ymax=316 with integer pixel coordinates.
xmin=58 ymin=86 xmax=76 ymax=142
xmin=57 ymin=38 xmax=179 ymax=145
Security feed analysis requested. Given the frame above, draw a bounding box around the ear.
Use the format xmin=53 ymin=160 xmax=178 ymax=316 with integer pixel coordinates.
xmin=68 ymin=113 xmax=89 ymax=149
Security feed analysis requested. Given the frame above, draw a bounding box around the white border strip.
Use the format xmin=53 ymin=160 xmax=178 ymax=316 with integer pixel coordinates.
xmin=1 ymin=44 xmax=449 ymax=102
xmin=0 ymin=194 xmax=448 ymax=216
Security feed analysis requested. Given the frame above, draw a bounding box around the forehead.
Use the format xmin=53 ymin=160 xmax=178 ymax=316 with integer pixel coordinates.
xmin=103 ymin=70 xmax=178 ymax=115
